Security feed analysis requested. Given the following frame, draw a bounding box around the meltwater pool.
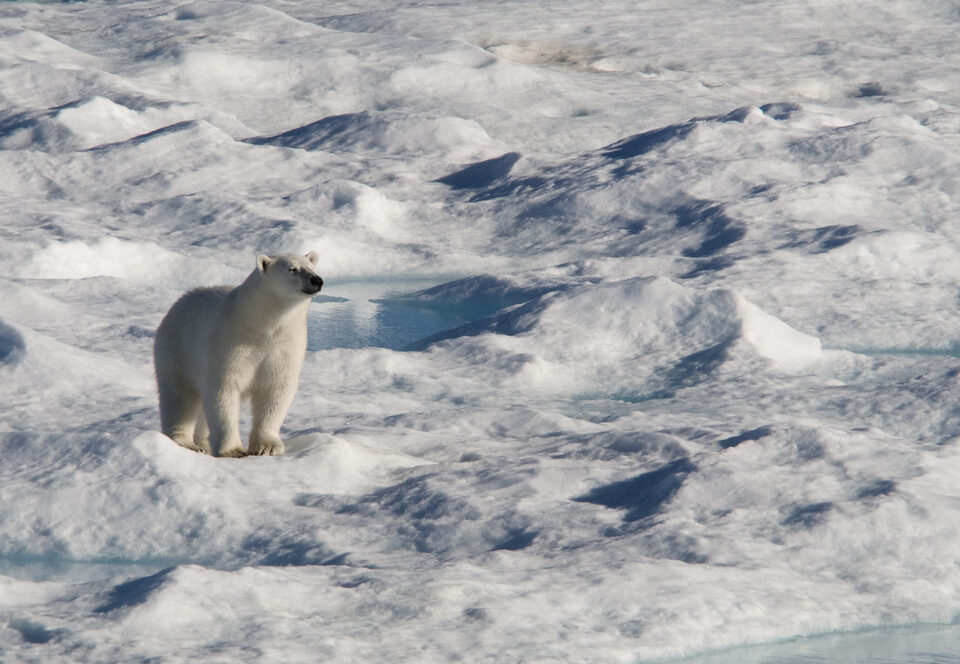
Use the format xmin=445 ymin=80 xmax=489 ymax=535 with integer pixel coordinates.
xmin=307 ymin=279 xmax=471 ymax=351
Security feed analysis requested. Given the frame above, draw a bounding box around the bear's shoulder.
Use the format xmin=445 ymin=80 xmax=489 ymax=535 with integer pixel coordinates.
xmin=171 ymin=285 xmax=232 ymax=309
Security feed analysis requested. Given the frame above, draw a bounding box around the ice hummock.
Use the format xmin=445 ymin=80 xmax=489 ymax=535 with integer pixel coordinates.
xmin=412 ymin=276 xmax=850 ymax=396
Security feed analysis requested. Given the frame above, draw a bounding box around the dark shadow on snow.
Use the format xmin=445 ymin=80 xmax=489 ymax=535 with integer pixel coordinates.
xmin=436 ymin=152 xmax=522 ymax=189
xmin=854 ymin=82 xmax=888 ymax=98
xmin=856 ymin=479 xmax=897 ymax=499
xmin=718 ymin=425 xmax=775 ymax=449
xmin=574 ymin=457 xmax=697 ymax=522
xmin=759 ymin=102 xmax=801 ymax=120
xmin=601 ymin=123 xmax=696 ymax=160
xmin=778 ymin=224 xmax=862 ymax=254
xmin=240 ymin=534 xmax=345 ymax=567
xmin=782 ymin=501 xmax=833 ymax=528
xmin=327 ymin=473 xmax=538 ymax=555
xmin=9 ymin=618 xmax=57 ymax=644
xmin=680 ymin=255 xmax=737 ymax=279
xmin=491 ymin=527 xmax=538 ymax=551
xmin=406 ymin=294 xmax=552 ymax=350
xmin=95 ymin=567 xmax=174 ymax=613
xmin=673 ymin=200 xmax=746 ymax=258
xmin=396 ymin=274 xmax=566 ymax=322
xmin=0 ymin=320 xmax=26 ymax=366
xmin=656 ymin=338 xmax=736 ymax=399
xmin=245 ymin=112 xmax=375 ymax=151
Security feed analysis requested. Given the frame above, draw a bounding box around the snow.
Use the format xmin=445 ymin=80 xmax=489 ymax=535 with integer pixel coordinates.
xmin=2 ymin=0 xmax=960 ymax=662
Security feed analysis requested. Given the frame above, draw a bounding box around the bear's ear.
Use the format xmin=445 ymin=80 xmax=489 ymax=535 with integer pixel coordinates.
xmin=306 ymin=250 xmax=319 ymax=266
xmin=257 ymin=254 xmax=271 ymax=272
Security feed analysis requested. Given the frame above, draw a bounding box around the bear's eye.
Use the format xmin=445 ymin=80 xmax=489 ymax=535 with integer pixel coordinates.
xmin=288 ymin=267 xmax=298 ymax=273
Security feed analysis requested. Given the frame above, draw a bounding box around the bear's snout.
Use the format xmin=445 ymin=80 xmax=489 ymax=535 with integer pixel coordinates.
xmin=303 ymin=275 xmax=323 ymax=294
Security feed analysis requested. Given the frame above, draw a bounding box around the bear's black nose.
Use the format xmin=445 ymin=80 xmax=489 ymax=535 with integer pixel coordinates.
xmin=311 ymin=275 xmax=323 ymax=290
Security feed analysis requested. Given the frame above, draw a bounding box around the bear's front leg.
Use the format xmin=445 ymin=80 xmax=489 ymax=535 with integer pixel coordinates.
xmin=248 ymin=359 xmax=299 ymax=456
xmin=203 ymin=382 xmax=248 ymax=458
xmin=248 ymin=396 xmax=288 ymax=456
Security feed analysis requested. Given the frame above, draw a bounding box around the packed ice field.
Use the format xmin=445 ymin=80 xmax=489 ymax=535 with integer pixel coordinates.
xmin=2 ymin=1 xmax=960 ymax=662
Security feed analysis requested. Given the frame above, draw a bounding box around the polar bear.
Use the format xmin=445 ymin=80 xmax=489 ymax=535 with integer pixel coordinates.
xmin=154 ymin=252 xmax=323 ymax=457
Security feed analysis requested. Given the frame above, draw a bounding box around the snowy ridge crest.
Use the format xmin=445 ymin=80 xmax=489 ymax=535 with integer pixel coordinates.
xmin=415 ymin=276 xmax=846 ymax=397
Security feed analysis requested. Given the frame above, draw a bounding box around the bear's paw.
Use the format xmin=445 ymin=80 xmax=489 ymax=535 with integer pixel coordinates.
xmin=218 ymin=446 xmax=250 ymax=458
xmin=248 ymin=438 xmax=285 ymax=456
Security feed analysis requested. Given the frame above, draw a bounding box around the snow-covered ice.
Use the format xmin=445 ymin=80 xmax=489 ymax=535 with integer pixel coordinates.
xmin=2 ymin=1 xmax=960 ymax=661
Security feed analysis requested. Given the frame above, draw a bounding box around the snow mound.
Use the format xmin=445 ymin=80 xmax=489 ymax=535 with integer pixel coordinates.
xmin=249 ymin=111 xmax=501 ymax=162
xmin=56 ymin=97 xmax=198 ymax=150
xmin=0 ymin=430 xmax=431 ymax=568
xmin=157 ymin=49 xmax=295 ymax=99
xmin=829 ymin=230 xmax=960 ymax=281
xmin=0 ymin=29 xmax=99 ymax=66
xmin=284 ymin=179 xmax=406 ymax=239
xmin=0 ymin=97 xmax=206 ymax=152
xmin=423 ymin=276 xmax=845 ymax=395
xmin=23 ymin=238 xmax=182 ymax=280
xmin=736 ymin=294 xmax=824 ymax=370
xmin=137 ymin=430 xmax=431 ymax=499
xmin=87 ymin=118 xmax=239 ymax=154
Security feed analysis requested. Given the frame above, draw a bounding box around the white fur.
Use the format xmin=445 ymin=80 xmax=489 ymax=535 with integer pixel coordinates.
xmin=154 ymin=252 xmax=322 ymax=457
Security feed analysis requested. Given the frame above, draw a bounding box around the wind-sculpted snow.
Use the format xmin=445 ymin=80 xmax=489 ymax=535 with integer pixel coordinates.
xmin=414 ymin=277 xmax=843 ymax=398
xmin=3 ymin=1 xmax=960 ymax=662
xmin=248 ymin=111 xmax=501 ymax=162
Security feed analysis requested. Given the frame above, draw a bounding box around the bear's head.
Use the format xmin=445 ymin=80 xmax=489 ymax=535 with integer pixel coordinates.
xmin=256 ymin=251 xmax=323 ymax=299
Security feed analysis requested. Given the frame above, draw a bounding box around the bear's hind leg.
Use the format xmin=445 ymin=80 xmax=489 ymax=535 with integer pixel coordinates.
xmin=158 ymin=381 xmax=207 ymax=453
